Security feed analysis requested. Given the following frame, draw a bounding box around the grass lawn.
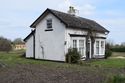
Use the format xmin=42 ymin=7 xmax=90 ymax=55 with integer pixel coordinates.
xmin=0 ymin=51 xmax=125 ymax=83
xmin=0 ymin=51 xmax=125 ymax=68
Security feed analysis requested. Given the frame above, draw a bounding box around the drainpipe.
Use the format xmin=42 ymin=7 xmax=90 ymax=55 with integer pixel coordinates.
xmin=33 ymin=32 xmax=35 ymax=59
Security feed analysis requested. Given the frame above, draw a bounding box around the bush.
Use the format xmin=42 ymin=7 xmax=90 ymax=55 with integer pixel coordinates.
xmin=113 ymin=74 xmax=125 ymax=83
xmin=105 ymin=50 xmax=112 ymax=59
xmin=107 ymin=74 xmax=125 ymax=83
xmin=65 ymin=48 xmax=81 ymax=63
xmin=0 ymin=37 xmax=12 ymax=52
xmin=21 ymin=52 xmax=26 ymax=57
xmin=111 ymin=47 xmax=125 ymax=52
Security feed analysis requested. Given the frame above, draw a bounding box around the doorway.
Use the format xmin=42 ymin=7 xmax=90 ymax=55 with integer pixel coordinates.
xmin=86 ymin=40 xmax=91 ymax=59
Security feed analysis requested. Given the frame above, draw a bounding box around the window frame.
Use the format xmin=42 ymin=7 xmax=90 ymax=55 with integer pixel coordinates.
xmin=73 ymin=40 xmax=77 ymax=48
xmin=79 ymin=40 xmax=85 ymax=56
xmin=95 ymin=41 xmax=100 ymax=55
xmin=71 ymin=37 xmax=86 ymax=57
xmin=101 ymin=41 xmax=105 ymax=54
xmin=46 ymin=18 xmax=52 ymax=29
xmin=95 ymin=40 xmax=105 ymax=55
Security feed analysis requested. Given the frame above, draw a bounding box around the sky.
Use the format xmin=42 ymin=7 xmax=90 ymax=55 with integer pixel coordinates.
xmin=0 ymin=0 xmax=125 ymax=44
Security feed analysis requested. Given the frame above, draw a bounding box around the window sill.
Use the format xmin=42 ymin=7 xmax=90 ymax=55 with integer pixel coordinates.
xmin=45 ymin=29 xmax=53 ymax=31
xmin=94 ymin=54 xmax=104 ymax=56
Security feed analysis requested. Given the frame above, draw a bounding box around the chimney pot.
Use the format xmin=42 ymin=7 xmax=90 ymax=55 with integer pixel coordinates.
xmin=68 ymin=6 xmax=76 ymax=16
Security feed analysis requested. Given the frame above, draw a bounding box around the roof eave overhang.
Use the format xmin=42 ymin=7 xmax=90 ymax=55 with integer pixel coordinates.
xmin=30 ymin=8 xmax=50 ymax=28
xmin=24 ymin=30 xmax=35 ymax=42
xmin=67 ymin=26 xmax=109 ymax=33
xmin=30 ymin=8 xmax=68 ymax=28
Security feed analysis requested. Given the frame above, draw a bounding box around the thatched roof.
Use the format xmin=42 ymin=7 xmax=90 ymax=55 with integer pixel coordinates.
xmin=30 ymin=8 xmax=109 ymax=33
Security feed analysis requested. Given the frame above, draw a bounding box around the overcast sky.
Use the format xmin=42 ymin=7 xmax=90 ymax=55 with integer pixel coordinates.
xmin=0 ymin=0 xmax=125 ymax=44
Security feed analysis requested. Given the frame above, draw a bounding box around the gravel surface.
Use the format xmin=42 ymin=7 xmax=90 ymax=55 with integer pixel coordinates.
xmin=0 ymin=64 xmax=125 ymax=83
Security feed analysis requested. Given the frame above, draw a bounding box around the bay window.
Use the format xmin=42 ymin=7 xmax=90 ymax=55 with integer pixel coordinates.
xmin=95 ymin=40 xmax=105 ymax=55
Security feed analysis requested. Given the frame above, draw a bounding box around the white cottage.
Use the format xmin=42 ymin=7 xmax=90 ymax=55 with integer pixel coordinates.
xmin=24 ymin=8 xmax=109 ymax=61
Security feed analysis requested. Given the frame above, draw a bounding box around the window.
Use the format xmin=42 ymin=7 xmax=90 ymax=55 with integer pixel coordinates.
xmin=101 ymin=41 xmax=104 ymax=54
xmin=79 ymin=40 xmax=84 ymax=56
xmin=46 ymin=19 xmax=52 ymax=29
xmin=96 ymin=41 xmax=99 ymax=55
xmin=101 ymin=41 xmax=104 ymax=48
xmin=73 ymin=40 xmax=77 ymax=48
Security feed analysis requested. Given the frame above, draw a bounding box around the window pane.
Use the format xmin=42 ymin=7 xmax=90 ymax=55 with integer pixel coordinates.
xmin=79 ymin=40 xmax=84 ymax=56
xmin=96 ymin=41 xmax=99 ymax=54
xmin=96 ymin=41 xmax=99 ymax=47
xmin=101 ymin=41 xmax=104 ymax=54
xmin=47 ymin=19 xmax=52 ymax=28
xmin=79 ymin=40 xmax=84 ymax=48
xmin=73 ymin=40 xmax=77 ymax=48
xmin=96 ymin=47 xmax=99 ymax=54
xmin=101 ymin=41 xmax=104 ymax=48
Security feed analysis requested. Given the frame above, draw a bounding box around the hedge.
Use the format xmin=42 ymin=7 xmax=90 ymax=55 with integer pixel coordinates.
xmin=111 ymin=47 xmax=125 ymax=52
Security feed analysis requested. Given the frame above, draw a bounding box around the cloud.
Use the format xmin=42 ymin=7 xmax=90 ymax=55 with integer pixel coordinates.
xmin=0 ymin=0 xmax=124 ymax=43
xmin=0 ymin=20 xmax=11 ymax=27
xmin=94 ymin=18 xmax=125 ymax=44
xmin=57 ymin=0 xmax=96 ymax=17
xmin=78 ymin=4 xmax=96 ymax=16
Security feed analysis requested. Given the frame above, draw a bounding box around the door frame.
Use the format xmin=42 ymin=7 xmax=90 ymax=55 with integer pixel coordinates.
xmin=87 ymin=39 xmax=92 ymax=59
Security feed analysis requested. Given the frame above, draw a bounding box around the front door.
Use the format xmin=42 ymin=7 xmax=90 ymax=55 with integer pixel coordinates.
xmin=86 ymin=40 xmax=91 ymax=59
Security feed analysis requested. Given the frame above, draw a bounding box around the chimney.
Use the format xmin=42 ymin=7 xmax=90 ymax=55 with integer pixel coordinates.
xmin=68 ymin=6 xmax=76 ymax=16
xmin=31 ymin=29 xmax=34 ymax=32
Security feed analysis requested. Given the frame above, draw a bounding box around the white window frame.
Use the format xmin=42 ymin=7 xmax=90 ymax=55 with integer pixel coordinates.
xmin=101 ymin=40 xmax=105 ymax=55
xmin=95 ymin=40 xmax=99 ymax=55
xmin=71 ymin=37 xmax=86 ymax=57
xmin=46 ymin=18 xmax=52 ymax=29
xmin=79 ymin=40 xmax=85 ymax=56
xmin=94 ymin=39 xmax=105 ymax=55
xmin=73 ymin=40 xmax=77 ymax=48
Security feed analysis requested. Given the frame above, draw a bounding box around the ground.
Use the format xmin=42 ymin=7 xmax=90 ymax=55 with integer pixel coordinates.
xmin=0 ymin=51 xmax=125 ymax=83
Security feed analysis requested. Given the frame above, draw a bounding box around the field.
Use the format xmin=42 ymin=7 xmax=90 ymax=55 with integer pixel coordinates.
xmin=0 ymin=51 xmax=125 ymax=83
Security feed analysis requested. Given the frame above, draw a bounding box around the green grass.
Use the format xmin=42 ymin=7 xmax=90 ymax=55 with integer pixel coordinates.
xmin=0 ymin=51 xmax=59 ymax=65
xmin=0 ymin=51 xmax=125 ymax=69
xmin=89 ymin=59 xmax=125 ymax=68
xmin=0 ymin=51 xmax=125 ymax=83
xmin=0 ymin=51 xmax=81 ymax=69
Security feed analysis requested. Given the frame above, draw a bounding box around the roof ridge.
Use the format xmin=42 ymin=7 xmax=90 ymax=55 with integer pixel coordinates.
xmin=48 ymin=8 xmax=94 ymax=22
xmin=30 ymin=8 xmax=109 ymax=33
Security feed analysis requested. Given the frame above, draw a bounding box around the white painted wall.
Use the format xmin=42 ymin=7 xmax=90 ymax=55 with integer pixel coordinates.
xmin=25 ymin=35 xmax=34 ymax=58
xmin=96 ymin=32 xmax=106 ymax=38
xmin=26 ymin=12 xmax=107 ymax=61
xmin=65 ymin=28 xmax=87 ymax=53
xmin=35 ymin=13 xmax=66 ymax=61
xmin=65 ymin=28 xmax=107 ymax=59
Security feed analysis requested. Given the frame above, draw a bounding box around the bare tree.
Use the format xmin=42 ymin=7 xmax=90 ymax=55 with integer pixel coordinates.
xmin=13 ymin=38 xmax=24 ymax=44
xmin=0 ymin=37 xmax=12 ymax=52
xmin=86 ymin=27 xmax=96 ymax=60
xmin=121 ymin=42 xmax=125 ymax=47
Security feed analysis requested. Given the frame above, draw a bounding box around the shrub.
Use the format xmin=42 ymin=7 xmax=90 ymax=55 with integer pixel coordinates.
xmin=111 ymin=47 xmax=125 ymax=52
xmin=105 ymin=50 xmax=112 ymax=59
xmin=107 ymin=74 xmax=125 ymax=83
xmin=21 ymin=52 xmax=26 ymax=57
xmin=65 ymin=48 xmax=81 ymax=63
xmin=0 ymin=37 xmax=12 ymax=52
xmin=113 ymin=74 xmax=125 ymax=83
